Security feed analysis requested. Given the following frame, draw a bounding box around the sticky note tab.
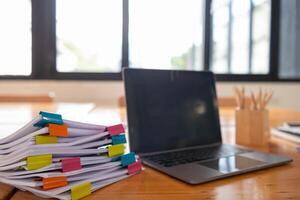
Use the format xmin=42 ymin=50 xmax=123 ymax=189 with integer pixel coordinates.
xmin=128 ymin=160 xmax=142 ymax=175
xmin=43 ymin=176 xmax=68 ymax=190
xmin=36 ymin=135 xmax=57 ymax=145
xmin=121 ymin=152 xmax=136 ymax=167
xmin=107 ymin=124 xmax=125 ymax=136
xmin=112 ymin=134 xmax=126 ymax=145
xmin=108 ymin=144 xmax=125 ymax=157
xmin=71 ymin=182 xmax=91 ymax=200
xmin=48 ymin=124 xmax=68 ymax=137
xmin=27 ymin=154 xmax=52 ymax=170
xmin=34 ymin=111 xmax=63 ymax=127
xmin=62 ymin=157 xmax=82 ymax=173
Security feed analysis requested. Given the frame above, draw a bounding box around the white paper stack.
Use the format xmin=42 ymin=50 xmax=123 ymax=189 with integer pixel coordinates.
xmin=0 ymin=111 xmax=142 ymax=200
xmin=271 ymin=122 xmax=300 ymax=144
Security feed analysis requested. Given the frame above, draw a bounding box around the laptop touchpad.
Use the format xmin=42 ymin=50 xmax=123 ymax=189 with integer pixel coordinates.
xmin=199 ymin=155 xmax=266 ymax=173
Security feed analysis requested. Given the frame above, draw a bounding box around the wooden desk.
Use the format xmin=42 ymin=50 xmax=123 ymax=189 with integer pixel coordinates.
xmin=0 ymin=103 xmax=300 ymax=200
xmin=0 ymin=183 xmax=15 ymax=200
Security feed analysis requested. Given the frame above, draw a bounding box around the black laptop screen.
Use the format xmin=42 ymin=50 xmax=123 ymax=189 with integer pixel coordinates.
xmin=124 ymin=69 xmax=222 ymax=153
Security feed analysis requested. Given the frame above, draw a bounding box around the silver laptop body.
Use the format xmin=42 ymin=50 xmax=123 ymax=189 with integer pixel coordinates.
xmin=123 ymin=68 xmax=292 ymax=184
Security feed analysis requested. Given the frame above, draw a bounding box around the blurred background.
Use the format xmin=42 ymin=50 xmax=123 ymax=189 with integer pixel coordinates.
xmin=0 ymin=0 xmax=299 ymax=109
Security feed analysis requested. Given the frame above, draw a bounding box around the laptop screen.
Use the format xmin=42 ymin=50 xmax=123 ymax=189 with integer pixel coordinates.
xmin=123 ymin=69 xmax=222 ymax=154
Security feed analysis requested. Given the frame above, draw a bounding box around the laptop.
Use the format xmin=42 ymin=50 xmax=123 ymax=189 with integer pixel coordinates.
xmin=123 ymin=68 xmax=292 ymax=184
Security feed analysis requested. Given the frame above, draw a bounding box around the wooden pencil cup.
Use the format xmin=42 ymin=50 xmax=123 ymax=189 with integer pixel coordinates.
xmin=235 ymin=109 xmax=270 ymax=146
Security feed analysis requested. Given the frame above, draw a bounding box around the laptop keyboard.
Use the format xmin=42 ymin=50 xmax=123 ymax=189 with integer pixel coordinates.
xmin=144 ymin=145 xmax=249 ymax=167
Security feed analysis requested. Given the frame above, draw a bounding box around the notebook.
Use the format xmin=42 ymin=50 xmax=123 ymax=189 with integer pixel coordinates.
xmin=271 ymin=123 xmax=300 ymax=144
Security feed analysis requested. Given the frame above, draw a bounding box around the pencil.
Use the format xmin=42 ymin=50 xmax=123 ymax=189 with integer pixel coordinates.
xmin=262 ymin=91 xmax=273 ymax=109
xmin=258 ymin=88 xmax=262 ymax=110
xmin=251 ymin=92 xmax=257 ymax=110
xmin=234 ymin=87 xmax=242 ymax=109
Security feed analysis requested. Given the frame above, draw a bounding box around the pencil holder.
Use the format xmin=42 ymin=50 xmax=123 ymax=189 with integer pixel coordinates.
xmin=235 ymin=109 xmax=270 ymax=146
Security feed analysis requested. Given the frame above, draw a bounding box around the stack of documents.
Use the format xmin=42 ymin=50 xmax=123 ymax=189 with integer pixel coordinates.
xmin=271 ymin=122 xmax=300 ymax=144
xmin=0 ymin=111 xmax=142 ymax=200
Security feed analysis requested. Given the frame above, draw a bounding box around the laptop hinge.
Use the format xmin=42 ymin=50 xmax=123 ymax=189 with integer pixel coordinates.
xmin=138 ymin=142 xmax=222 ymax=157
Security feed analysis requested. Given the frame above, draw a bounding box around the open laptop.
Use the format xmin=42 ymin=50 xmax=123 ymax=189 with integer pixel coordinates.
xmin=123 ymin=68 xmax=292 ymax=184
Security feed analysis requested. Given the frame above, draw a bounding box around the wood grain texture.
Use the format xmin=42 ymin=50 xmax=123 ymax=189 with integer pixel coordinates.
xmin=2 ymin=103 xmax=300 ymax=200
xmin=0 ymin=183 xmax=15 ymax=200
xmin=10 ymin=190 xmax=55 ymax=200
xmin=0 ymin=94 xmax=54 ymax=102
xmin=236 ymin=109 xmax=270 ymax=146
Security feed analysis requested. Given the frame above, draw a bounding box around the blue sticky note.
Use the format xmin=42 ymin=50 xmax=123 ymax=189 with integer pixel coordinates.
xmin=112 ymin=134 xmax=127 ymax=145
xmin=34 ymin=111 xmax=63 ymax=127
xmin=121 ymin=152 xmax=136 ymax=167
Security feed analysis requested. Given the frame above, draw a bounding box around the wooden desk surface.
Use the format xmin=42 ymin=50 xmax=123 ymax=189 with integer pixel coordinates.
xmin=0 ymin=103 xmax=300 ymax=200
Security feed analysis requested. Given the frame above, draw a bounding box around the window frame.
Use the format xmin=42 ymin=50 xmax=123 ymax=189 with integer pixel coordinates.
xmin=0 ymin=0 xmax=299 ymax=82
xmin=205 ymin=0 xmax=286 ymax=82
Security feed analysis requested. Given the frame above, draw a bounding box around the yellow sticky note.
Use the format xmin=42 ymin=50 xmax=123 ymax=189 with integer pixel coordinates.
xmin=108 ymin=144 xmax=125 ymax=157
xmin=27 ymin=154 xmax=52 ymax=170
xmin=36 ymin=135 xmax=58 ymax=145
xmin=71 ymin=182 xmax=91 ymax=200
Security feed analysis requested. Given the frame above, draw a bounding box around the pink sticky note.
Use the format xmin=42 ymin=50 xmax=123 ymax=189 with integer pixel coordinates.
xmin=107 ymin=124 xmax=125 ymax=136
xmin=62 ymin=157 xmax=81 ymax=173
xmin=128 ymin=160 xmax=142 ymax=175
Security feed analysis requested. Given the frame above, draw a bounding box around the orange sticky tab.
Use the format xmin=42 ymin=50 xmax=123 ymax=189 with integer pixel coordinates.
xmin=48 ymin=124 xmax=68 ymax=137
xmin=43 ymin=176 xmax=68 ymax=190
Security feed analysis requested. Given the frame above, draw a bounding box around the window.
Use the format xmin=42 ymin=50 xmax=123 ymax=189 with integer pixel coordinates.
xmin=0 ymin=0 xmax=31 ymax=76
xmin=129 ymin=0 xmax=204 ymax=70
xmin=210 ymin=0 xmax=271 ymax=74
xmin=252 ymin=0 xmax=271 ymax=74
xmin=56 ymin=0 xmax=123 ymax=73
xmin=279 ymin=0 xmax=300 ymax=79
xmin=0 ymin=0 xmax=299 ymax=81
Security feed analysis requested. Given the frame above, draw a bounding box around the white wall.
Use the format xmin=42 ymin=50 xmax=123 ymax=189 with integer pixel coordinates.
xmin=0 ymin=80 xmax=299 ymax=111
xmin=216 ymin=82 xmax=300 ymax=110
